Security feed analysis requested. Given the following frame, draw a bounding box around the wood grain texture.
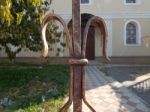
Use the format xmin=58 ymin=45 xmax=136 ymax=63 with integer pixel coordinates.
xmin=42 ymin=1 xmax=110 ymax=112
xmin=41 ymin=13 xmax=73 ymax=57
xmin=72 ymin=0 xmax=82 ymax=112
xmin=82 ymin=16 xmax=110 ymax=62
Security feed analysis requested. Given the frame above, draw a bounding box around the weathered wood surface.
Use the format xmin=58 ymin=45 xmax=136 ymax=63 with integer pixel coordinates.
xmin=72 ymin=0 xmax=82 ymax=111
xmin=41 ymin=0 xmax=109 ymax=112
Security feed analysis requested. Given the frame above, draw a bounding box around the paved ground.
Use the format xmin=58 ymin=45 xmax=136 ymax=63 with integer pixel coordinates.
xmin=82 ymin=66 xmax=150 ymax=112
xmin=99 ymin=65 xmax=150 ymax=107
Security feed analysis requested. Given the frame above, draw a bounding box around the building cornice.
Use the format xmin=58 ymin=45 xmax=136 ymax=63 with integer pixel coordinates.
xmin=97 ymin=12 xmax=150 ymax=19
xmin=58 ymin=12 xmax=150 ymax=19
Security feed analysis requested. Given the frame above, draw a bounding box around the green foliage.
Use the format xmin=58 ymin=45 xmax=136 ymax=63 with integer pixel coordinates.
xmin=0 ymin=0 xmax=66 ymax=61
xmin=0 ymin=64 xmax=69 ymax=111
xmin=0 ymin=0 xmax=13 ymax=25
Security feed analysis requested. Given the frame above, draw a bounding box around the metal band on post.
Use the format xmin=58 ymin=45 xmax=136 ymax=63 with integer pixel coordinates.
xmin=68 ymin=58 xmax=88 ymax=65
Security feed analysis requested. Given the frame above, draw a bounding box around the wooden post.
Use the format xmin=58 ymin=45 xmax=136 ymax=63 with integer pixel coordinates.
xmin=72 ymin=0 xmax=82 ymax=112
xmin=41 ymin=0 xmax=109 ymax=112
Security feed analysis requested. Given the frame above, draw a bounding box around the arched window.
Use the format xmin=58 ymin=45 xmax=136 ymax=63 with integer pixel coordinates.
xmin=124 ymin=0 xmax=140 ymax=5
xmin=126 ymin=0 xmax=136 ymax=3
xmin=81 ymin=0 xmax=91 ymax=5
xmin=124 ymin=20 xmax=141 ymax=46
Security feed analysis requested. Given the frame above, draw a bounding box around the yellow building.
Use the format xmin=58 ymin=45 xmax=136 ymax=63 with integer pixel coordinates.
xmin=1 ymin=0 xmax=150 ymax=61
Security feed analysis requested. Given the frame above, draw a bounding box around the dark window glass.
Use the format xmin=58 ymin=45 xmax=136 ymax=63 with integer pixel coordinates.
xmin=126 ymin=0 xmax=136 ymax=3
xmin=81 ymin=0 xmax=90 ymax=4
xmin=126 ymin=22 xmax=137 ymax=44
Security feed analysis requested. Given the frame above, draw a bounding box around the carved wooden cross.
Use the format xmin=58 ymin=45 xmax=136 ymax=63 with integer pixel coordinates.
xmin=41 ymin=0 xmax=109 ymax=112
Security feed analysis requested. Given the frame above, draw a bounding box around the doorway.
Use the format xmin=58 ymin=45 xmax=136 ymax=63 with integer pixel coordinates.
xmin=81 ymin=25 xmax=95 ymax=60
xmin=68 ymin=13 xmax=95 ymax=60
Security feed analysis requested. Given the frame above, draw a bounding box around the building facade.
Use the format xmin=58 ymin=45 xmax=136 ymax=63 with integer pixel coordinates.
xmin=1 ymin=0 xmax=150 ymax=59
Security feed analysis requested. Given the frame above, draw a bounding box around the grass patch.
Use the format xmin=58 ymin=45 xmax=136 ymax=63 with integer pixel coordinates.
xmin=0 ymin=64 xmax=69 ymax=112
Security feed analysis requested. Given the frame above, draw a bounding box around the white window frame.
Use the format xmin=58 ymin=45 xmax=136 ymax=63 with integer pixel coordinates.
xmin=80 ymin=0 xmax=91 ymax=5
xmin=123 ymin=0 xmax=141 ymax=5
xmin=124 ymin=20 xmax=141 ymax=46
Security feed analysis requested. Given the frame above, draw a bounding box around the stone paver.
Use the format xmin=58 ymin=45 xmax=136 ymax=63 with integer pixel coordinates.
xmin=82 ymin=66 xmax=150 ymax=112
xmin=98 ymin=65 xmax=150 ymax=106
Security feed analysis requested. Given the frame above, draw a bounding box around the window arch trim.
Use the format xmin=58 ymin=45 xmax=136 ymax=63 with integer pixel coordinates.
xmin=123 ymin=0 xmax=141 ymax=5
xmin=124 ymin=19 xmax=141 ymax=46
xmin=81 ymin=0 xmax=92 ymax=5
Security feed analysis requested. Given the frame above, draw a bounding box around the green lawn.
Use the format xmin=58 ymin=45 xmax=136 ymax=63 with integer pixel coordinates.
xmin=0 ymin=63 xmax=69 ymax=112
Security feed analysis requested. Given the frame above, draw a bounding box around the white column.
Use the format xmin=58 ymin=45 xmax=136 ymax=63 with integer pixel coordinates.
xmin=105 ymin=19 xmax=113 ymax=57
